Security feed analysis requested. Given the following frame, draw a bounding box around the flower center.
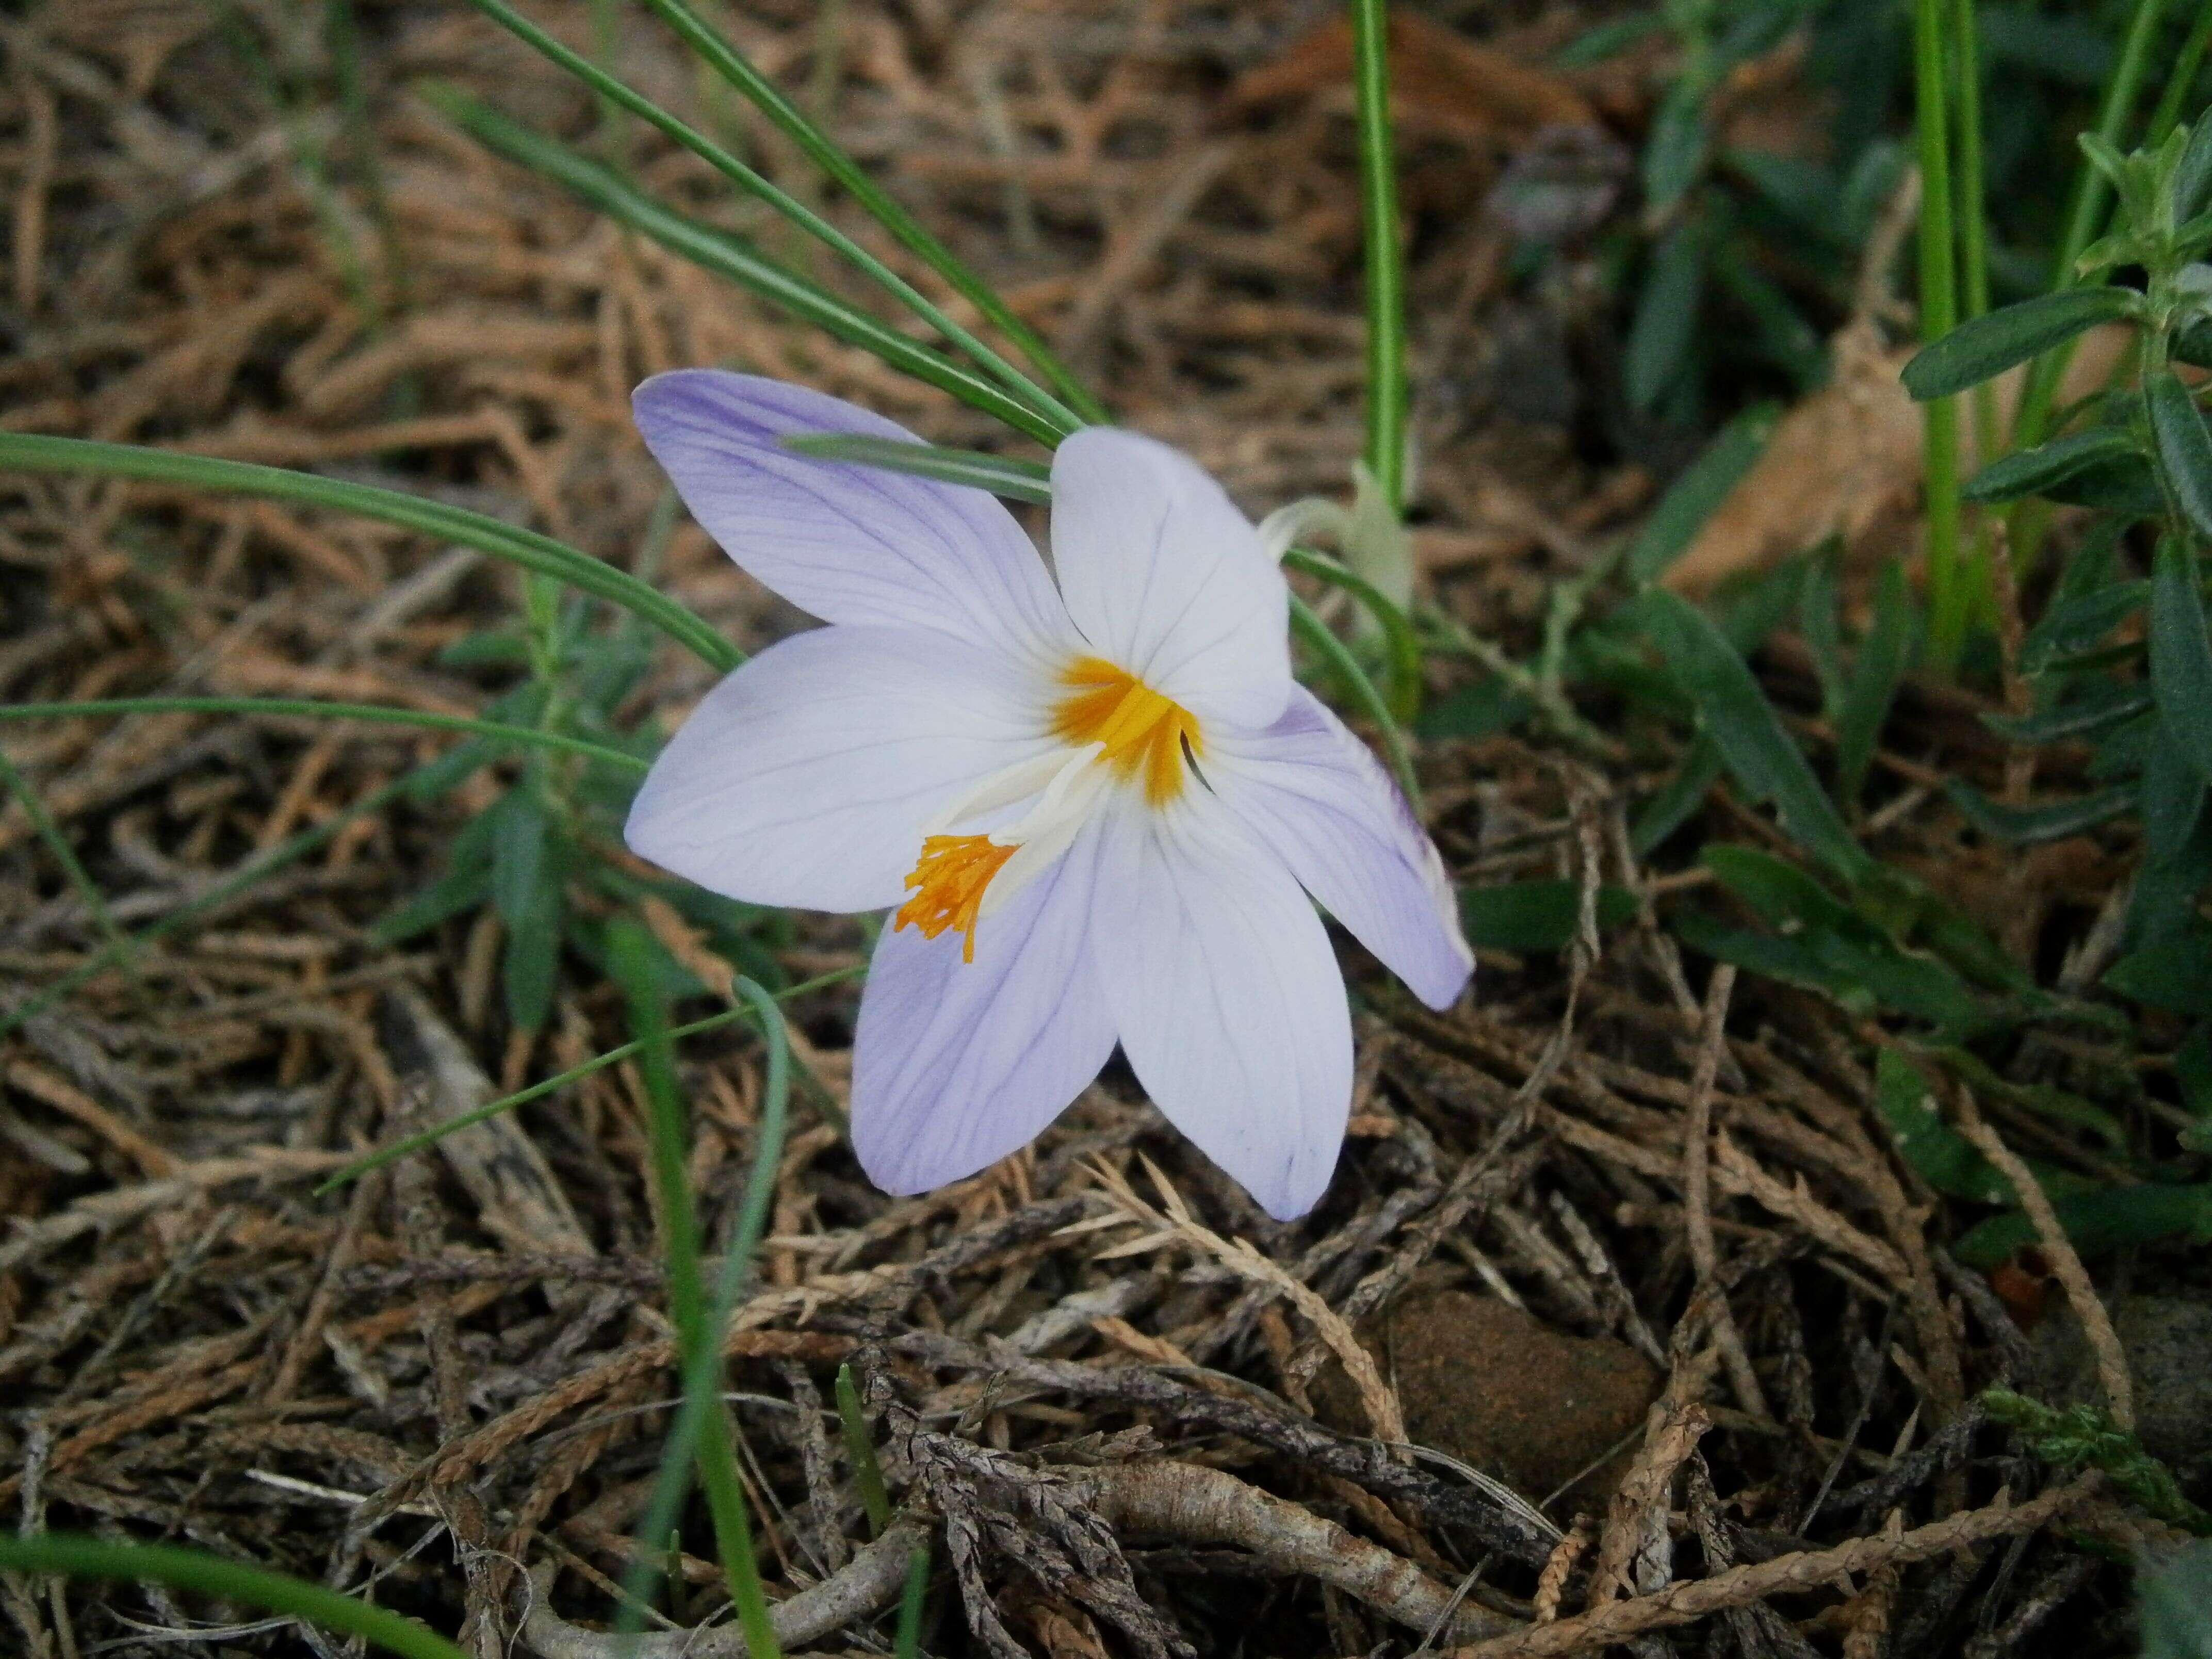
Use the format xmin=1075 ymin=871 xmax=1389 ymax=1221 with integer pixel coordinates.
xmin=894 ymin=834 xmax=1020 ymax=962
xmin=1050 ymin=656 xmax=1200 ymax=807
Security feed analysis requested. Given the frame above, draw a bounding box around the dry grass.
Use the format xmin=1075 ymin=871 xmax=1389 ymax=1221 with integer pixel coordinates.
xmin=0 ymin=2 xmax=2167 ymax=1655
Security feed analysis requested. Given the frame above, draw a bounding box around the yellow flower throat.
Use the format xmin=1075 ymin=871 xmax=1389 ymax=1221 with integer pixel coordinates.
xmin=894 ymin=657 xmax=1200 ymax=960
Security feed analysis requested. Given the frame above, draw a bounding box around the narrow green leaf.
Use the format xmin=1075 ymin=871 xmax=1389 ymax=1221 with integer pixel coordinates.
xmin=2151 ymin=535 xmax=2212 ymax=776
xmin=0 ymin=1534 xmax=468 ymax=1659
xmin=1642 ymin=79 xmax=1710 ymax=211
xmin=1459 ymin=881 xmax=1638 ymax=954
xmin=1623 ymin=402 xmax=1780 ymax=583
xmin=466 ymin=0 xmax=1081 ymax=436
xmin=1631 ymin=735 xmax=1725 ymax=858
xmin=1873 ymin=1048 xmax=2012 ymax=1202
xmin=1637 ymin=590 xmax=1873 ymax=883
xmin=1962 ymin=426 xmax=2141 ymax=502
xmin=1834 ymin=562 xmax=1915 ymax=808
xmin=894 ymin=1545 xmax=931 ymax=1659
xmin=2022 ymin=578 xmax=2150 ymax=673
xmin=1900 ymin=287 xmax=2139 ymax=400
xmin=0 ymin=434 xmax=738 ymax=672
xmin=427 ymin=87 xmax=1065 ymax=448
xmin=1555 ymin=13 xmax=1661 ymax=66
xmin=1349 ymin=0 xmax=1409 ymax=512
xmin=2174 ymin=117 xmax=2212 ymax=221
xmin=2141 ymin=717 xmax=2209 ymax=864
xmin=1283 ymin=546 xmax=1424 ymax=723
xmin=779 ymin=434 xmax=1052 ymax=502
xmin=1955 ymin=1181 xmax=2212 ymax=1268
xmin=2149 ymin=372 xmax=2212 ymax=540
xmin=1945 ymin=780 xmax=2135 ymax=844
xmin=836 ymin=1362 xmax=894 ymax=1537
xmin=1982 ymin=681 xmax=2152 ymax=744
xmin=1626 ymin=218 xmax=1707 ymax=415
xmin=1289 ymin=595 xmax=1420 ymax=812
xmin=636 ymin=0 xmax=1105 ymax=426
xmin=369 ymin=858 xmax=494 ymax=948
xmin=2108 ymin=926 xmax=2212 ymax=1014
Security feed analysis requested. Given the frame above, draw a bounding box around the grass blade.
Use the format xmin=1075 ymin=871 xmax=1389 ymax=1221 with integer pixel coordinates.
xmin=428 ymin=86 xmax=1065 ymax=449
xmin=1913 ymin=0 xmax=1969 ymax=669
xmin=636 ymin=0 xmax=1106 ymax=426
xmin=315 ymin=965 xmax=863 ymax=1191
xmin=780 ymin=434 xmax=1052 ymax=501
xmin=1289 ymin=594 xmax=1421 ymax=814
xmin=0 ymin=697 xmax=647 ymax=774
xmin=1347 ymin=0 xmax=1407 ymax=513
xmin=0 ymin=1534 xmax=468 ymax=1659
xmin=0 ymin=432 xmax=738 ymax=672
xmin=465 ymin=0 xmax=1081 ymax=437
xmin=894 ymin=1544 xmax=931 ymax=1659
xmin=1282 ymin=546 xmax=1423 ymax=723
xmin=610 ymin=920 xmax=782 ymax=1654
xmin=0 ymin=749 xmax=138 ymax=990
xmin=836 ymin=1361 xmax=894 ymax=1536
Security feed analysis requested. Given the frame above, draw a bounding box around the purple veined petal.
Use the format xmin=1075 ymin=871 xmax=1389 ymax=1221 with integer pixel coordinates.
xmin=1049 ymin=428 xmax=1292 ymax=730
xmin=851 ymin=818 xmax=1117 ymax=1195
xmin=1089 ymin=790 xmax=1352 ymax=1221
xmin=633 ymin=371 xmax=1073 ymax=665
xmin=1205 ymin=685 xmax=1473 ymax=1010
xmin=626 ymin=625 xmax=1053 ymax=914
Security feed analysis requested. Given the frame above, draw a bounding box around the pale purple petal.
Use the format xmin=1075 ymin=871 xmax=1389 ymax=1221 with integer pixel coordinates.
xmin=1089 ymin=792 xmax=1351 ymax=1220
xmin=852 ymin=821 xmax=1116 ymax=1194
xmin=626 ymin=625 xmax=1051 ymax=913
xmin=633 ymin=371 xmax=1071 ymax=664
xmin=1049 ymin=429 xmax=1292 ymax=729
xmin=1205 ymin=686 xmax=1473 ymax=1010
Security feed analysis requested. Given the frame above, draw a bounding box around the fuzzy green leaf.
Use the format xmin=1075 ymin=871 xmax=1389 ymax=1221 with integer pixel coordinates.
xmin=1900 ymin=288 xmax=2138 ymax=400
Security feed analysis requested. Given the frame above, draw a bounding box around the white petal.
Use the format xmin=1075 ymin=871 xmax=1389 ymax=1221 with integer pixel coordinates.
xmin=1089 ymin=792 xmax=1351 ymax=1219
xmin=1206 ymin=686 xmax=1473 ymax=1009
xmin=1049 ymin=429 xmax=1292 ymax=729
xmin=634 ymin=371 xmax=1072 ymax=664
xmin=852 ymin=821 xmax=1116 ymax=1194
xmin=626 ymin=626 xmax=1050 ymax=913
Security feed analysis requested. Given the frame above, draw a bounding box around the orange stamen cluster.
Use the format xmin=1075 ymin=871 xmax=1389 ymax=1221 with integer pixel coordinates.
xmin=894 ymin=834 xmax=1020 ymax=961
xmin=1050 ymin=656 xmax=1201 ymax=805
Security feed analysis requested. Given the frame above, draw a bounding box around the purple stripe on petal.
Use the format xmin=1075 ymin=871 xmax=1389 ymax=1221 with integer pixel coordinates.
xmin=633 ymin=371 xmax=1072 ymax=664
xmin=1205 ymin=686 xmax=1472 ymax=1010
xmin=1089 ymin=791 xmax=1350 ymax=1221
xmin=851 ymin=819 xmax=1116 ymax=1196
xmin=625 ymin=626 xmax=1052 ymax=914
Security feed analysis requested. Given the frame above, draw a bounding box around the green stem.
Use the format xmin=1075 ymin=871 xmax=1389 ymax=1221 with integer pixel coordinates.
xmin=464 ymin=0 xmax=1081 ymax=436
xmin=315 ymin=964 xmax=864 ymax=1191
xmin=0 ymin=433 xmax=739 ymax=672
xmin=0 ymin=1535 xmax=468 ymax=1659
xmin=0 ymin=747 xmax=138 ymax=989
xmin=2013 ymin=0 xmax=2177 ymax=452
xmin=0 ymin=697 xmax=647 ymax=773
xmin=2144 ymin=1 xmax=2212 ymax=144
xmin=1282 ymin=546 xmax=1423 ymax=722
xmin=612 ymin=923 xmax=782 ymax=1655
xmin=1951 ymin=0 xmax=1995 ymax=456
xmin=835 ymin=1362 xmax=894 ymax=1536
xmin=1914 ymin=0 xmax=1968 ymax=670
xmin=1348 ymin=0 xmax=1408 ymax=513
xmin=1289 ymin=595 xmax=1421 ymax=814
xmin=637 ymin=0 xmax=1108 ymax=426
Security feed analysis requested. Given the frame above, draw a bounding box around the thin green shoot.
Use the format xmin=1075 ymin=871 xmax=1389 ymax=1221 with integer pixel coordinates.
xmin=894 ymin=1544 xmax=930 ymax=1659
xmin=1289 ymin=595 xmax=1421 ymax=814
xmin=636 ymin=0 xmax=1107 ymax=426
xmin=0 ymin=433 xmax=739 ymax=672
xmin=1913 ymin=0 xmax=1970 ymax=670
xmin=610 ymin=921 xmax=782 ymax=1655
xmin=0 ymin=697 xmax=647 ymax=774
xmin=0 ymin=747 xmax=140 ymax=994
xmin=1949 ymin=0 xmax=1996 ymax=463
xmin=0 ymin=1534 xmax=468 ymax=1659
xmin=2012 ymin=0 xmax=2177 ymax=453
xmin=2144 ymin=1 xmax=2212 ymax=145
xmin=465 ymin=0 xmax=1080 ymax=437
xmin=1347 ymin=0 xmax=1408 ymax=516
xmin=835 ymin=1361 xmax=894 ymax=1536
xmin=1281 ymin=547 xmax=1423 ymax=724
xmin=316 ymin=964 xmax=864 ymax=1191
xmin=428 ymin=88 xmax=1067 ymax=449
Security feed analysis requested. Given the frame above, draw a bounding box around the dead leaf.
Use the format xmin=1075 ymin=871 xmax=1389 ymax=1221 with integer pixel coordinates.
xmin=1664 ymin=319 xmax=2137 ymax=596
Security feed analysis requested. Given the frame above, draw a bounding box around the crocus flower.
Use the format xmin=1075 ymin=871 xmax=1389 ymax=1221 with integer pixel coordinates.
xmin=624 ymin=373 xmax=1471 ymax=1218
